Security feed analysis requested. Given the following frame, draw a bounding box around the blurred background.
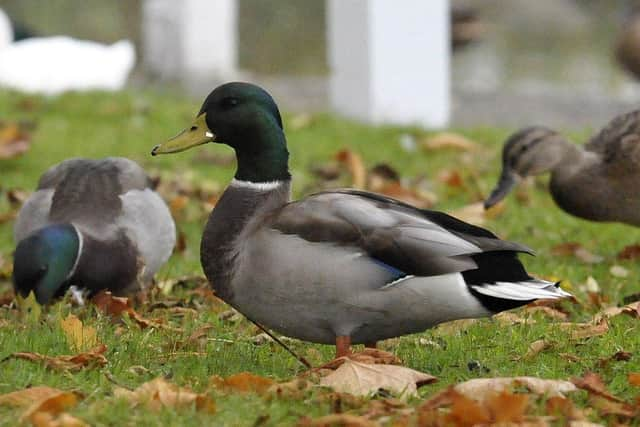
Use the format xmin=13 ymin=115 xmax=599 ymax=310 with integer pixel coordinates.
xmin=1 ymin=0 xmax=640 ymax=127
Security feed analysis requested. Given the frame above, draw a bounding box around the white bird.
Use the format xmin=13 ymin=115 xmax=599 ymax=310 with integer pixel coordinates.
xmin=0 ymin=8 xmax=135 ymax=95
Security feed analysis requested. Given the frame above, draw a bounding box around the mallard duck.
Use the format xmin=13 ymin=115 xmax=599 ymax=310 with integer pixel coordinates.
xmin=13 ymin=157 xmax=176 ymax=304
xmin=484 ymin=110 xmax=640 ymax=225
xmin=151 ymin=82 xmax=570 ymax=357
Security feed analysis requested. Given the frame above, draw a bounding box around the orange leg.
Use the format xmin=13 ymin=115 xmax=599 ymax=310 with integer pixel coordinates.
xmin=335 ymin=336 xmax=352 ymax=358
xmin=364 ymin=341 xmax=377 ymax=349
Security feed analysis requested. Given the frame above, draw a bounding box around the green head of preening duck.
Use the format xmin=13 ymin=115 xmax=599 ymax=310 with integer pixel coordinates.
xmin=484 ymin=126 xmax=579 ymax=209
xmin=13 ymin=223 xmax=80 ymax=305
xmin=152 ymin=82 xmax=290 ymax=183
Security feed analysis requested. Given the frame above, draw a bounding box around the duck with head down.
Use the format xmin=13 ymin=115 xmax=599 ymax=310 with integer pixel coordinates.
xmin=13 ymin=158 xmax=176 ymax=305
xmin=152 ymin=82 xmax=571 ymax=358
xmin=485 ymin=110 xmax=640 ymax=226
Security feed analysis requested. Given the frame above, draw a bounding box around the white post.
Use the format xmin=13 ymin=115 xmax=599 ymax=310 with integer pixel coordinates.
xmin=142 ymin=0 xmax=237 ymax=80
xmin=327 ymin=0 xmax=450 ymax=128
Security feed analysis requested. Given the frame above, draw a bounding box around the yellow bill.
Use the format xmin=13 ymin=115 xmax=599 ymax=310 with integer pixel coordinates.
xmin=151 ymin=113 xmax=215 ymax=155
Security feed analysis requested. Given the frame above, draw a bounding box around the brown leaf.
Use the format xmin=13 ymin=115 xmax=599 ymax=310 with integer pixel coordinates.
xmin=28 ymin=412 xmax=88 ymax=427
xmin=7 ymin=188 xmax=29 ymax=206
xmin=20 ymin=390 xmax=82 ymax=424
xmin=571 ymin=372 xmax=623 ymax=403
xmin=551 ymin=243 xmax=603 ymax=264
xmin=0 ymin=122 xmax=32 ymax=159
xmin=335 ymin=149 xmax=366 ymax=189
xmin=523 ymin=305 xmax=569 ymax=320
xmin=448 ymin=202 xmax=504 ymax=226
xmin=296 ymin=414 xmax=377 ymax=427
xmin=546 ymin=396 xmax=584 ymax=419
xmin=444 ymin=389 xmax=491 ymax=427
xmin=373 ymin=182 xmax=433 ymax=209
xmin=0 ymin=386 xmax=66 ymax=407
xmin=437 ymin=169 xmax=464 ymax=188
xmin=210 ymin=372 xmax=275 ymax=394
xmin=434 ymin=318 xmax=479 ymax=335
xmin=4 ymin=344 xmax=108 ymax=372
xmin=628 ymin=372 xmax=640 ymax=386
xmin=592 ymin=301 xmax=640 ymax=324
xmin=114 ymin=377 xmax=215 ymax=413
xmin=617 ymin=244 xmax=640 ymax=260
xmin=589 ymin=395 xmax=637 ymax=419
xmin=454 ymin=377 xmax=577 ymax=401
xmin=485 ymin=391 xmax=528 ymax=423
xmin=558 ymin=319 xmax=609 ymax=340
xmin=318 ymin=349 xmax=402 ymax=371
xmin=59 ymin=314 xmax=98 ymax=353
xmin=597 ymin=351 xmax=632 ymax=368
xmin=91 ymin=291 xmax=182 ymax=332
xmin=519 ymin=339 xmax=552 ymax=360
xmin=421 ymin=133 xmax=479 ymax=151
xmin=319 ymin=359 xmax=436 ymax=397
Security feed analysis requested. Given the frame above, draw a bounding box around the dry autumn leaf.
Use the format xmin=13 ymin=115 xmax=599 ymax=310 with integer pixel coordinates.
xmin=210 ymin=372 xmax=275 ymax=394
xmin=420 ymin=132 xmax=479 ymax=151
xmin=319 ymin=359 xmax=436 ymax=397
xmin=28 ymin=412 xmax=87 ymax=427
xmin=59 ymin=314 xmax=98 ymax=353
xmin=0 ymin=122 xmax=32 ymax=159
xmin=558 ymin=319 xmax=609 ymax=340
xmin=519 ymin=339 xmax=552 ymax=360
xmin=335 ymin=149 xmax=366 ymax=189
xmin=571 ymin=372 xmax=623 ymax=403
xmin=617 ymin=244 xmax=640 ymax=260
xmin=592 ymin=301 xmax=640 ymax=324
xmin=3 ymin=344 xmax=107 ymax=372
xmin=114 ymin=377 xmax=215 ymax=413
xmin=91 ymin=291 xmax=182 ymax=332
xmin=628 ymin=373 xmax=640 ymax=386
xmin=0 ymin=386 xmax=67 ymax=407
xmin=454 ymin=377 xmax=577 ymax=400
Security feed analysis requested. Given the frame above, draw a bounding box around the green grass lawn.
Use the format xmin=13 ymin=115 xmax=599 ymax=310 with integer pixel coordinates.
xmin=0 ymin=89 xmax=639 ymax=426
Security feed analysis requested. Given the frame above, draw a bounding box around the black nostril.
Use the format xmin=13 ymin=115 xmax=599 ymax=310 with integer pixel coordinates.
xmin=190 ymin=126 xmax=198 ymax=131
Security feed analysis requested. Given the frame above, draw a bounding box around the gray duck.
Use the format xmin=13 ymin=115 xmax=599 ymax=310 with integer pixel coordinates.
xmin=485 ymin=110 xmax=640 ymax=226
xmin=152 ymin=82 xmax=570 ymax=358
xmin=13 ymin=157 xmax=176 ymax=304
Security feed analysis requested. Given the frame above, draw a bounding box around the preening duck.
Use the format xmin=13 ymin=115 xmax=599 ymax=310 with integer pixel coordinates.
xmin=13 ymin=158 xmax=176 ymax=304
xmin=152 ymin=82 xmax=570 ymax=357
xmin=485 ymin=110 xmax=640 ymax=226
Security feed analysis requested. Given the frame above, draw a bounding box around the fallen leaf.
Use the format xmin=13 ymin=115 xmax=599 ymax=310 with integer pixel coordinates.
xmin=454 ymin=377 xmax=577 ymax=401
xmin=485 ymin=391 xmax=528 ymax=423
xmin=318 ymin=349 xmax=402 ymax=371
xmin=434 ymin=318 xmax=479 ymax=335
xmin=421 ymin=132 xmax=478 ymax=151
xmin=28 ymin=412 xmax=88 ymax=427
xmin=523 ymin=305 xmax=569 ymax=320
xmin=597 ymin=351 xmax=632 ymax=368
xmin=92 ymin=291 xmax=182 ymax=332
xmin=592 ymin=301 xmax=640 ymax=323
xmin=0 ymin=386 xmax=66 ymax=407
xmin=59 ymin=314 xmax=98 ymax=353
xmin=571 ymin=372 xmax=623 ymax=402
xmin=589 ymin=395 xmax=637 ymax=419
xmin=546 ymin=396 xmax=584 ymax=420
xmin=319 ymin=359 xmax=436 ymax=397
xmin=628 ymin=372 xmax=640 ymax=386
xmin=19 ymin=390 xmax=82 ymax=424
xmin=3 ymin=344 xmax=108 ymax=372
xmin=437 ymin=169 xmax=464 ymax=188
xmin=551 ymin=243 xmax=603 ymax=264
xmin=519 ymin=339 xmax=552 ymax=360
xmin=558 ymin=319 xmax=609 ymax=340
xmin=114 ymin=377 xmax=215 ymax=413
xmin=296 ymin=414 xmax=377 ymax=427
xmin=0 ymin=121 xmax=32 ymax=159
xmin=210 ymin=372 xmax=275 ymax=395
xmin=609 ymin=265 xmax=629 ymax=278
xmin=335 ymin=149 xmax=366 ymax=189
xmin=493 ymin=311 xmax=534 ymax=325
xmin=617 ymin=244 xmax=640 ymax=260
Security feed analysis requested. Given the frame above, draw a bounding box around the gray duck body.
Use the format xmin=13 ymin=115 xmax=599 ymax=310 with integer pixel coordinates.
xmin=203 ymin=180 xmax=563 ymax=345
xmin=14 ymin=157 xmax=176 ymax=296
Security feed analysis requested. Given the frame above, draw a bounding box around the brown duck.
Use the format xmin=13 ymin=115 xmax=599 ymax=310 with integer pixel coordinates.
xmin=485 ymin=110 xmax=640 ymax=226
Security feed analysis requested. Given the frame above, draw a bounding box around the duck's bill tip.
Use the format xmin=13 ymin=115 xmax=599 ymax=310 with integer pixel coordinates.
xmin=484 ymin=172 xmax=520 ymax=209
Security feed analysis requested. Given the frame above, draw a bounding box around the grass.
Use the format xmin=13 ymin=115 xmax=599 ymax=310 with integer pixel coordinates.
xmin=0 ymin=89 xmax=639 ymax=426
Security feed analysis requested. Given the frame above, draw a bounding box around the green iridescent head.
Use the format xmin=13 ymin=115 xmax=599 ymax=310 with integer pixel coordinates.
xmin=13 ymin=224 xmax=80 ymax=304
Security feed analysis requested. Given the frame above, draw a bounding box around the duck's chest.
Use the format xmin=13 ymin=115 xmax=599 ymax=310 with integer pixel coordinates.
xmin=549 ymin=171 xmax=640 ymax=224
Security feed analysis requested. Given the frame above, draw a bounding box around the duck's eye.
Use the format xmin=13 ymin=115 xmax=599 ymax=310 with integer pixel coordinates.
xmin=220 ymin=97 xmax=239 ymax=109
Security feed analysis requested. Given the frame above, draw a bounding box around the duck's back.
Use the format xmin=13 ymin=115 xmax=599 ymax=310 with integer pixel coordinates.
xmin=14 ymin=157 xmax=175 ymax=280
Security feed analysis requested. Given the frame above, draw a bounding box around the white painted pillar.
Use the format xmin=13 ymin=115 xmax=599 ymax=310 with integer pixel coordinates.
xmin=327 ymin=0 xmax=450 ymax=128
xmin=142 ymin=0 xmax=237 ymax=80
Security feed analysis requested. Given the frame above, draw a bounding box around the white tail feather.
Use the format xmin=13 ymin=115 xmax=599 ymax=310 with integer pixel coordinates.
xmin=471 ymin=280 xmax=571 ymax=301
